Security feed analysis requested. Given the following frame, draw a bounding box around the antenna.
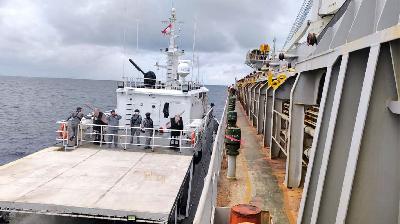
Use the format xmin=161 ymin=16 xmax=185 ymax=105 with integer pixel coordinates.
xmin=272 ymin=37 xmax=276 ymax=59
xmin=121 ymin=0 xmax=128 ymax=80
xmin=135 ymin=0 xmax=141 ymax=81
xmin=197 ymin=55 xmax=200 ymax=84
xmin=122 ymin=28 xmax=126 ymax=79
xmin=136 ymin=19 xmax=139 ymax=50
xmin=191 ymin=20 xmax=197 ymax=83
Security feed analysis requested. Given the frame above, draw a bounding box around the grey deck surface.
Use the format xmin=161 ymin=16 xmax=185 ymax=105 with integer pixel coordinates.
xmin=0 ymin=147 xmax=193 ymax=222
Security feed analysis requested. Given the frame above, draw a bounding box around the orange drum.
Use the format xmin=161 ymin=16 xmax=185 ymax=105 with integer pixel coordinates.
xmin=230 ymin=204 xmax=261 ymax=224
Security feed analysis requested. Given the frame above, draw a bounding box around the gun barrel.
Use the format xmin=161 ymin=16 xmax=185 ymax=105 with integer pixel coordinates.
xmin=128 ymin=59 xmax=146 ymax=75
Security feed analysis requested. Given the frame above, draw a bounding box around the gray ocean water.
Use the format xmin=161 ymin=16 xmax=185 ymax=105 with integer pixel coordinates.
xmin=0 ymin=75 xmax=227 ymax=165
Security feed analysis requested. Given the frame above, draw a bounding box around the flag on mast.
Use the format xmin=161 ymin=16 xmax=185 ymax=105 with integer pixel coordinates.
xmin=161 ymin=23 xmax=172 ymax=35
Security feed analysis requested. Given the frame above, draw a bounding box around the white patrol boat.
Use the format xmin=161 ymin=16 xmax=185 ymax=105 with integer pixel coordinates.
xmin=116 ymin=7 xmax=209 ymax=131
xmin=0 ymin=7 xmax=227 ymax=224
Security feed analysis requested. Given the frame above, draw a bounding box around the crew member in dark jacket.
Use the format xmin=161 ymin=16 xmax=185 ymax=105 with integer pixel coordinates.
xmin=130 ymin=109 xmax=142 ymax=144
xmin=166 ymin=114 xmax=183 ymax=150
xmin=93 ymin=108 xmax=107 ymax=144
xmin=142 ymin=112 xmax=154 ymax=149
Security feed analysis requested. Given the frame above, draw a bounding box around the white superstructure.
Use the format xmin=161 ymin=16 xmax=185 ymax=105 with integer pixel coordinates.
xmin=116 ymin=8 xmax=209 ymax=129
xmin=116 ymin=87 xmax=208 ymax=128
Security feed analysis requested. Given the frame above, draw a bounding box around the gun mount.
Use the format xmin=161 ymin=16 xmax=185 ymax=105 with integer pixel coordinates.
xmin=129 ymin=59 xmax=157 ymax=88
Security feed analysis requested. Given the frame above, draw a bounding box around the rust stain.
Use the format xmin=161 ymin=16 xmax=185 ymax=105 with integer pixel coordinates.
xmin=144 ymin=171 xmax=166 ymax=183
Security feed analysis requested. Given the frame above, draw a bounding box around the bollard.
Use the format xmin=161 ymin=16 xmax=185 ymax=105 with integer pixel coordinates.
xmin=227 ymin=155 xmax=237 ymax=179
xmin=228 ymin=96 xmax=236 ymax=111
xmin=225 ymin=127 xmax=241 ymax=178
xmin=227 ymin=111 xmax=238 ymax=127
xmin=230 ymin=204 xmax=262 ymax=224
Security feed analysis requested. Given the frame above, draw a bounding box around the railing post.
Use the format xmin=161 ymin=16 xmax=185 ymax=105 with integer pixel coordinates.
xmin=80 ymin=124 xmax=84 ymax=147
xmin=179 ymin=130 xmax=182 ymax=153
xmin=100 ymin=126 xmax=103 ymax=148
xmin=151 ymin=128 xmax=155 ymax=152
xmin=124 ymin=127 xmax=128 ymax=150
xmin=76 ymin=125 xmax=79 ymax=148
xmin=64 ymin=123 xmax=68 ymax=151
xmin=112 ymin=127 xmax=114 ymax=146
xmin=75 ymin=125 xmax=78 ymax=147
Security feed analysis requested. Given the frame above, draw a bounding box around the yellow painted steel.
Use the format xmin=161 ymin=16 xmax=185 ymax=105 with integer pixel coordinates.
xmin=260 ymin=44 xmax=270 ymax=53
xmin=268 ymin=73 xmax=287 ymax=90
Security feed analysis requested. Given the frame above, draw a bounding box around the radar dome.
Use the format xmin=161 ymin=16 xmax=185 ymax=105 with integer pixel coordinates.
xmin=177 ymin=60 xmax=191 ymax=79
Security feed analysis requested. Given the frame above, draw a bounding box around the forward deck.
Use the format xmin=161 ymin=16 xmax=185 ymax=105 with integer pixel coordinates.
xmin=0 ymin=147 xmax=193 ymax=223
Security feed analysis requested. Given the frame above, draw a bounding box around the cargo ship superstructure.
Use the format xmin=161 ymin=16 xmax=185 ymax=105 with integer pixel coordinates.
xmin=230 ymin=0 xmax=400 ymax=223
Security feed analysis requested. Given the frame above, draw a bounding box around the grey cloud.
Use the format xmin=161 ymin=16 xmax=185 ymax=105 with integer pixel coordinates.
xmin=0 ymin=0 xmax=300 ymax=84
xmin=38 ymin=0 xmax=296 ymax=52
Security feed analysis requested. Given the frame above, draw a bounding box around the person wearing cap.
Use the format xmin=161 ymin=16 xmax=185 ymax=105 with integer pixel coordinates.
xmin=130 ymin=109 xmax=142 ymax=144
xmin=142 ymin=112 xmax=154 ymax=149
xmin=66 ymin=107 xmax=89 ymax=143
xmin=107 ymin=110 xmax=122 ymax=148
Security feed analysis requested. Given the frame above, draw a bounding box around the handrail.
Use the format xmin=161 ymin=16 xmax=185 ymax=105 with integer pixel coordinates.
xmin=82 ymin=124 xmax=197 ymax=151
xmin=56 ymin=109 xmax=215 ymax=151
xmin=124 ymin=77 xmax=204 ymax=91
xmin=193 ymin=98 xmax=228 ymax=224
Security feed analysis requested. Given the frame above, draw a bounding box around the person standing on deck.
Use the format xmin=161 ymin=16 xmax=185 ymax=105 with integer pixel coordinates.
xmin=93 ymin=108 xmax=108 ymax=144
xmin=166 ymin=114 xmax=183 ymax=150
xmin=107 ymin=110 xmax=122 ymax=148
xmin=66 ymin=107 xmax=89 ymax=143
xmin=142 ymin=112 xmax=154 ymax=149
xmin=130 ymin=109 xmax=142 ymax=144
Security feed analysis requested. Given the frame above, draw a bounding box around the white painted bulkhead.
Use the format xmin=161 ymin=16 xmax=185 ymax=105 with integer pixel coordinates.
xmin=116 ymin=86 xmax=209 ymax=128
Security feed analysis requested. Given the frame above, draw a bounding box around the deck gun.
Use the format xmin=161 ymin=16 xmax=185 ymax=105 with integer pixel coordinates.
xmin=128 ymin=59 xmax=157 ymax=88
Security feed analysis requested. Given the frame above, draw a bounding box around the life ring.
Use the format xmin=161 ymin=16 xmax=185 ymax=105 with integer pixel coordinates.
xmin=58 ymin=123 xmax=68 ymax=140
xmin=191 ymin=132 xmax=196 ymax=145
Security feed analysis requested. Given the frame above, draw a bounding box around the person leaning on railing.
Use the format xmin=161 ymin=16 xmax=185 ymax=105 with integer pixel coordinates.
xmin=107 ymin=110 xmax=122 ymax=148
xmin=66 ymin=107 xmax=90 ymax=144
xmin=142 ymin=112 xmax=154 ymax=149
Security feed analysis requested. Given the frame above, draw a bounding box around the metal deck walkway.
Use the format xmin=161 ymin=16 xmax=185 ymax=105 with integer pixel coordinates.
xmin=217 ymin=102 xmax=302 ymax=224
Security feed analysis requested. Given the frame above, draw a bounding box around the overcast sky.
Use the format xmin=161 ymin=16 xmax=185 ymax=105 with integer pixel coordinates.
xmin=0 ymin=0 xmax=302 ymax=85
